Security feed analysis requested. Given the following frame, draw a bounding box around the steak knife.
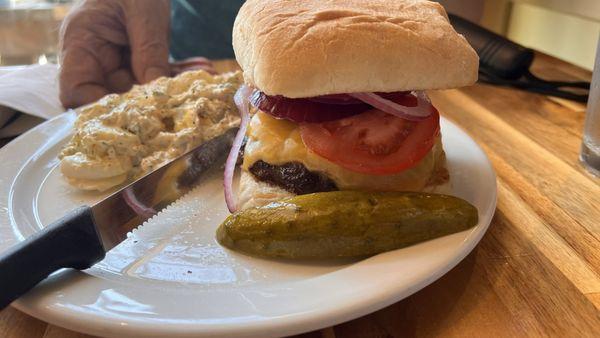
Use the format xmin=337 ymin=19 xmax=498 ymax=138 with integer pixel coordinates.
xmin=0 ymin=128 xmax=237 ymax=309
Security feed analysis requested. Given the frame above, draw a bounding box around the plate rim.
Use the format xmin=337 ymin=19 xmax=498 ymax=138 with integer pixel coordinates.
xmin=0 ymin=112 xmax=497 ymax=338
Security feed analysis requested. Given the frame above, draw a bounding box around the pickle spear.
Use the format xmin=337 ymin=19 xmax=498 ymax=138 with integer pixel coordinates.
xmin=216 ymin=191 xmax=478 ymax=259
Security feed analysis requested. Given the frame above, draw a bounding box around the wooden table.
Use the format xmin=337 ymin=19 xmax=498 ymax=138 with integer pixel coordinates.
xmin=1 ymin=54 xmax=599 ymax=337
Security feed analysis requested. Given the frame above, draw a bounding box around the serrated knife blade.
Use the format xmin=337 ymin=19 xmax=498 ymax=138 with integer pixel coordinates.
xmin=0 ymin=128 xmax=237 ymax=309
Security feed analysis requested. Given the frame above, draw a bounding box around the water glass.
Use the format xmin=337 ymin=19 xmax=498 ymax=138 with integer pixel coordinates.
xmin=581 ymin=38 xmax=600 ymax=177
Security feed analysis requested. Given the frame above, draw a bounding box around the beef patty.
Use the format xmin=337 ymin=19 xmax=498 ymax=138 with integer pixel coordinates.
xmin=248 ymin=160 xmax=338 ymax=195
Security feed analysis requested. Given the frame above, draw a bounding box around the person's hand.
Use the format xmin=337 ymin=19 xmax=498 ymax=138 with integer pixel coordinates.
xmin=59 ymin=0 xmax=170 ymax=108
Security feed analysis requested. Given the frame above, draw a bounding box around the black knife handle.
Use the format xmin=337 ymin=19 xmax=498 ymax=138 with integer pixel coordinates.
xmin=0 ymin=206 xmax=105 ymax=309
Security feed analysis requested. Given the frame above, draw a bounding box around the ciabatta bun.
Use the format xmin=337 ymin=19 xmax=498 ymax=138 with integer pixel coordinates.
xmin=233 ymin=0 xmax=479 ymax=98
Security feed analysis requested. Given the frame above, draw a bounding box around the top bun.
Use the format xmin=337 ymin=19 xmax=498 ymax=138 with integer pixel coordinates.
xmin=233 ymin=0 xmax=479 ymax=98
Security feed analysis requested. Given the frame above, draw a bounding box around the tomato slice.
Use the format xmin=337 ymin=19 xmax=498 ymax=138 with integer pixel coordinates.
xmin=299 ymin=108 xmax=440 ymax=175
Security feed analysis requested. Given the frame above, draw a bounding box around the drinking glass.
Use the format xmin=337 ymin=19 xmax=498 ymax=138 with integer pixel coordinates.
xmin=581 ymin=37 xmax=600 ymax=177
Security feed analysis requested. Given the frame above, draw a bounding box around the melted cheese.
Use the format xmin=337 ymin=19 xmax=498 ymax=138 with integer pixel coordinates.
xmin=243 ymin=112 xmax=444 ymax=191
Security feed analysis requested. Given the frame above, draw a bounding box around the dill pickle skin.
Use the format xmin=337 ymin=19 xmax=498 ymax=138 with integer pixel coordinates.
xmin=216 ymin=191 xmax=479 ymax=259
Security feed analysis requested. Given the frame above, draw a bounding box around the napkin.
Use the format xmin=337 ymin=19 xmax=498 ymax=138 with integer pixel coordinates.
xmin=0 ymin=64 xmax=64 ymax=138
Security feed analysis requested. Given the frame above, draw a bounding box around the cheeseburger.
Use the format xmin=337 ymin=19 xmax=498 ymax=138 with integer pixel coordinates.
xmin=224 ymin=0 xmax=478 ymax=211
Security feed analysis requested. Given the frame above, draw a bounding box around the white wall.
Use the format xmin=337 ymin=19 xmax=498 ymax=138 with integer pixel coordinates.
xmin=507 ymin=2 xmax=599 ymax=70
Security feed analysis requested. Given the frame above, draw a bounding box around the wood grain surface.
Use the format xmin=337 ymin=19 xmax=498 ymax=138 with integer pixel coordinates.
xmin=1 ymin=54 xmax=599 ymax=338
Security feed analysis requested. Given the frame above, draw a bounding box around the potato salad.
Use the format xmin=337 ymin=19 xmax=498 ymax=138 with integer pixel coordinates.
xmin=59 ymin=70 xmax=242 ymax=191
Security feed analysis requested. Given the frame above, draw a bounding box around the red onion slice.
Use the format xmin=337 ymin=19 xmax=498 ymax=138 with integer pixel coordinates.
xmin=224 ymin=84 xmax=252 ymax=213
xmin=171 ymin=56 xmax=213 ymax=67
xmin=170 ymin=57 xmax=218 ymax=75
xmin=123 ymin=187 xmax=157 ymax=219
xmin=348 ymin=91 xmax=433 ymax=121
xmin=307 ymin=94 xmax=364 ymax=105
xmin=249 ymin=90 xmax=370 ymax=123
xmin=172 ymin=64 xmax=218 ymax=75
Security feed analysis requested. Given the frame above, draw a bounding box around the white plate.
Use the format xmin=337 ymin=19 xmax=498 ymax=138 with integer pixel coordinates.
xmin=0 ymin=111 xmax=496 ymax=338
